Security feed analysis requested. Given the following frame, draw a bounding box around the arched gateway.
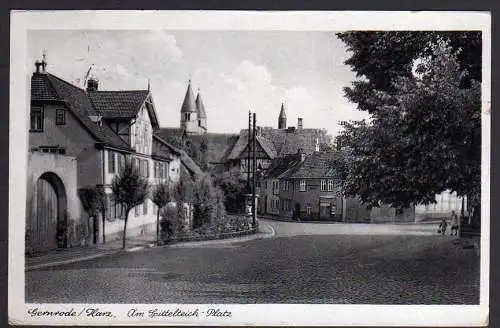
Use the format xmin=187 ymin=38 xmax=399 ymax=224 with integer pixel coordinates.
xmin=27 ymin=172 xmax=68 ymax=253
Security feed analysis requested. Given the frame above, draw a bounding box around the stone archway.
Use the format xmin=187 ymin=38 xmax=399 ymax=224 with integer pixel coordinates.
xmin=27 ymin=172 xmax=68 ymax=253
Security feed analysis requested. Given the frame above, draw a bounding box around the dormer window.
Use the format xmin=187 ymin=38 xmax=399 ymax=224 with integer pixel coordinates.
xmin=30 ymin=106 xmax=44 ymax=132
xmin=55 ymin=108 xmax=66 ymax=125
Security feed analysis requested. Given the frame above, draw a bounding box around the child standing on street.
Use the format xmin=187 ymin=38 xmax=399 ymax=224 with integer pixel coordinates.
xmin=438 ymin=218 xmax=448 ymax=236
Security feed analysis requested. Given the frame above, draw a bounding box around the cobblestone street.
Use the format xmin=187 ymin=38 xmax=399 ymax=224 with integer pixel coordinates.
xmin=26 ymin=220 xmax=480 ymax=304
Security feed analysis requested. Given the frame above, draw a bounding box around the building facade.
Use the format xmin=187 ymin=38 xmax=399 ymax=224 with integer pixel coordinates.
xmin=27 ymin=58 xmax=200 ymax=253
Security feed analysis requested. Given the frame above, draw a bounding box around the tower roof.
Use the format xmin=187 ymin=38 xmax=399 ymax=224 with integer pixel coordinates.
xmin=195 ymin=91 xmax=207 ymax=118
xmin=279 ymin=102 xmax=286 ymax=119
xmin=180 ymin=81 xmax=197 ymax=113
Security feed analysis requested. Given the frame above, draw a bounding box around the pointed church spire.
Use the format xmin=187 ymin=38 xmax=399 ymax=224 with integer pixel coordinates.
xmin=278 ymin=102 xmax=287 ymax=129
xmin=195 ymin=89 xmax=207 ymax=118
xmin=180 ymin=79 xmax=197 ymax=113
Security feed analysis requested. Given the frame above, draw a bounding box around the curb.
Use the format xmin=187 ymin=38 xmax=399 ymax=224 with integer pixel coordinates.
xmin=26 ymin=242 xmax=157 ymax=271
xmin=165 ymin=221 xmax=276 ymax=248
xmin=25 ymin=249 xmax=121 ymax=271
xmin=25 ymin=224 xmax=276 ymax=270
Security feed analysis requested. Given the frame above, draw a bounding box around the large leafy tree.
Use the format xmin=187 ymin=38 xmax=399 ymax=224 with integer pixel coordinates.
xmin=111 ymin=160 xmax=150 ymax=249
xmin=336 ymin=32 xmax=481 ymax=216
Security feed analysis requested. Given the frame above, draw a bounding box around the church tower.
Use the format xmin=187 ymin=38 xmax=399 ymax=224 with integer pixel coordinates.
xmin=278 ymin=102 xmax=287 ymax=129
xmin=195 ymin=89 xmax=207 ymax=133
xmin=180 ymin=80 xmax=199 ymax=134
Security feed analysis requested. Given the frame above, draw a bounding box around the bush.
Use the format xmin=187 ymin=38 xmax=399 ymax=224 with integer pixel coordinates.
xmin=159 ymin=204 xmax=183 ymax=242
xmin=192 ymin=174 xmax=226 ymax=229
xmin=212 ymin=169 xmax=246 ymax=214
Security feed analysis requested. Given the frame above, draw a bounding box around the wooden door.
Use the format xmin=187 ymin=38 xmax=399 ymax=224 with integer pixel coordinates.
xmin=30 ymin=177 xmax=58 ymax=253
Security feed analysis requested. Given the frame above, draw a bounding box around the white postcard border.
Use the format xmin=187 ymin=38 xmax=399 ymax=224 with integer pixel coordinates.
xmin=9 ymin=10 xmax=491 ymax=326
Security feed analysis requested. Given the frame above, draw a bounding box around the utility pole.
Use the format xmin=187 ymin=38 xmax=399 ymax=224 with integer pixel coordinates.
xmin=252 ymin=113 xmax=257 ymax=227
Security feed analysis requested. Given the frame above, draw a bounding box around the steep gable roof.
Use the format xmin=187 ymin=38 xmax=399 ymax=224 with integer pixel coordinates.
xmin=282 ymin=151 xmax=338 ymax=179
xmin=43 ymin=73 xmax=133 ymax=152
xmin=87 ymin=90 xmax=150 ymax=119
xmin=153 ymin=134 xmax=202 ymax=177
xmin=264 ymin=153 xmax=302 ymax=179
xmin=31 ymin=73 xmax=60 ymax=101
xmin=227 ymin=130 xmax=277 ymax=160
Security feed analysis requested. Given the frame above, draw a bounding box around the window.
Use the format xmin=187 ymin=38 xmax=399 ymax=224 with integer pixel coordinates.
xmin=164 ymin=163 xmax=169 ymax=179
xmin=135 ymin=205 xmax=140 ymax=217
xmin=55 ymin=108 xmax=66 ymax=125
xmin=321 ymin=180 xmax=327 ymax=191
xmin=108 ymin=196 xmax=116 ymax=219
xmin=39 ymin=146 xmax=65 ymax=154
xmin=115 ymin=203 xmax=123 ymax=219
xmin=306 ymin=204 xmax=312 ymax=215
xmin=139 ymin=159 xmax=149 ymax=177
xmin=30 ymin=106 xmax=44 ymax=131
xmin=117 ymin=154 xmax=125 ymax=173
xmin=299 ymin=180 xmax=306 ymax=192
xmin=108 ymin=151 xmax=115 ymax=173
xmin=153 ymin=204 xmax=158 ymax=215
xmin=327 ymin=180 xmax=335 ymax=192
xmin=281 ymin=199 xmax=291 ymax=211
xmin=143 ymin=199 xmax=148 ymax=215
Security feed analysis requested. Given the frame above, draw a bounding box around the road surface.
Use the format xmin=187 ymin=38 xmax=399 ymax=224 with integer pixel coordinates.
xmin=26 ymin=219 xmax=480 ymax=304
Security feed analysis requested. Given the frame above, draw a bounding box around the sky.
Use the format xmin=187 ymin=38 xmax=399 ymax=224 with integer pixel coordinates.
xmin=28 ymin=30 xmax=369 ymax=137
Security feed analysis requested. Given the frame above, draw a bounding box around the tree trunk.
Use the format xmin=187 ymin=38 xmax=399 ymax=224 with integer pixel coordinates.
xmin=93 ymin=216 xmax=98 ymax=244
xmin=122 ymin=209 xmax=129 ymax=249
xmin=156 ymin=210 xmax=160 ymax=245
xmin=87 ymin=216 xmax=92 ymax=247
xmin=101 ymin=210 xmax=106 ymax=244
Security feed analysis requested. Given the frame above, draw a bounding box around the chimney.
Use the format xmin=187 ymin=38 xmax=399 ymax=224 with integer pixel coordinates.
xmin=297 ymin=118 xmax=303 ymax=130
xmin=87 ymin=77 xmax=99 ymax=92
xmin=34 ymin=60 xmax=42 ymax=73
xmin=34 ymin=55 xmax=47 ymax=74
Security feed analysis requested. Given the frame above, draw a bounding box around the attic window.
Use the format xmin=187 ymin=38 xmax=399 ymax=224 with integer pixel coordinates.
xmin=56 ymin=108 xmax=66 ymax=125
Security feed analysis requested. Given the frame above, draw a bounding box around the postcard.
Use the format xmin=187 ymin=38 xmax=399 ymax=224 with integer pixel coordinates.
xmin=9 ymin=10 xmax=490 ymax=326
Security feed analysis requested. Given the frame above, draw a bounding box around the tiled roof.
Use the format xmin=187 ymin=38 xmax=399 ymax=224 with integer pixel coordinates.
xmin=153 ymin=134 xmax=202 ymax=177
xmin=227 ymin=130 xmax=277 ymax=160
xmin=87 ymin=90 xmax=150 ymax=119
xmin=44 ymin=73 xmax=133 ymax=151
xmin=259 ymin=127 xmax=331 ymax=157
xmin=31 ymin=74 xmax=59 ymax=101
xmin=264 ymin=153 xmax=302 ymax=179
xmin=282 ymin=151 xmax=338 ymax=179
xmin=157 ymin=129 xmax=241 ymax=164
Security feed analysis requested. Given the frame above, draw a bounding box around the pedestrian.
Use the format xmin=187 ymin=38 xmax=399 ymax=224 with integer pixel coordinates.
xmin=450 ymin=210 xmax=459 ymax=236
xmin=438 ymin=217 xmax=447 ymax=236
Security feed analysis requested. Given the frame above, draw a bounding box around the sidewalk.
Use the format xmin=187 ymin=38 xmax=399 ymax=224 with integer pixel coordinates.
xmin=25 ymin=233 xmax=158 ymax=271
xmin=25 ymin=221 xmax=274 ymax=271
